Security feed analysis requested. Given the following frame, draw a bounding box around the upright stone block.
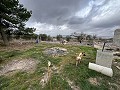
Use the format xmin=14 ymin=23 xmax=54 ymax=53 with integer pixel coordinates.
xmin=113 ymin=29 xmax=120 ymax=46
xmin=96 ymin=50 xmax=113 ymax=68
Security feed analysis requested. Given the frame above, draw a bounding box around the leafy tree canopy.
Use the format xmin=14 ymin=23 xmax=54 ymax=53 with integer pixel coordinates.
xmin=0 ymin=0 xmax=32 ymax=45
xmin=0 ymin=0 xmax=32 ymax=28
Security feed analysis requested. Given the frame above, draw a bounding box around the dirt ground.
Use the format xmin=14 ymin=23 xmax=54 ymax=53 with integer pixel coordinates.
xmin=0 ymin=58 xmax=38 ymax=76
xmin=0 ymin=40 xmax=36 ymax=51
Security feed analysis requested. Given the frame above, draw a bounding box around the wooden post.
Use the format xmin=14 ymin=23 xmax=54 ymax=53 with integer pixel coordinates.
xmin=102 ymin=41 xmax=106 ymax=52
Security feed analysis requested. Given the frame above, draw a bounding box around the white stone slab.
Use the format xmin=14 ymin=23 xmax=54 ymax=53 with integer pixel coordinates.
xmin=96 ymin=50 xmax=113 ymax=68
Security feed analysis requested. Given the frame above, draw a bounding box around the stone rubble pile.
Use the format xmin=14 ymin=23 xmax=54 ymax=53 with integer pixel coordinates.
xmin=44 ymin=47 xmax=68 ymax=56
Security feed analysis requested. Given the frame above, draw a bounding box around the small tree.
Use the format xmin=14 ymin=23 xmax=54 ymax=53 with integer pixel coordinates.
xmin=39 ymin=34 xmax=47 ymax=41
xmin=86 ymin=35 xmax=93 ymax=40
xmin=77 ymin=36 xmax=82 ymax=41
xmin=77 ymin=33 xmax=85 ymax=42
xmin=66 ymin=36 xmax=71 ymax=42
xmin=56 ymin=34 xmax=62 ymax=41
xmin=47 ymin=35 xmax=52 ymax=41
xmin=93 ymin=34 xmax=97 ymax=40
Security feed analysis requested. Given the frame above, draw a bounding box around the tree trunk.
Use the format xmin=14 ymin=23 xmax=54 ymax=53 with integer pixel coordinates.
xmin=0 ymin=28 xmax=9 ymax=46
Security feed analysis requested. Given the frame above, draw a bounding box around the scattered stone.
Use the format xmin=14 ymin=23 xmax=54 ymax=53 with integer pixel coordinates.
xmin=113 ymin=53 xmax=120 ymax=57
xmin=116 ymin=66 xmax=120 ymax=70
xmin=66 ymin=79 xmax=80 ymax=90
xmin=40 ymin=69 xmax=53 ymax=88
xmin=88 ymin=78 xmax=100 ymax=86
xmin=43 ymin=47 xmax=68 ymax=56
xmin=114 ymin=62 xmax=118 ymax=64
xmin=39 ymin=64 xmax=63 ymax=88
xmin=51 ymin=65 xmax=58 ymax=71
xmin=115 ymin=48 xmax=120 ymax=51
xmin=109 ymin=83 xmax=120 ymax=90
xmin=105 ymin=48 xmax=114 ymax=51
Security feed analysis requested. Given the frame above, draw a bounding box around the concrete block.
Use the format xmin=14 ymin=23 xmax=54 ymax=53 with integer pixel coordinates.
xmin=113 ymin=29 xmax=120 ymax=46
xmin=96 ymin=50 xmax=113 ymax=68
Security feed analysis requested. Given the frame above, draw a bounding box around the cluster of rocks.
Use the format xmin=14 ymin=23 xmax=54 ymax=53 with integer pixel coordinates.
xmin=43 ymin=47 xmax=68 ymax=56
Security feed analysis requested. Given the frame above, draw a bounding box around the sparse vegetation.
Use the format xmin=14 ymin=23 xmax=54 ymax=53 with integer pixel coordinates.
xmin=0 ymin=42 xmax=120 ymax=90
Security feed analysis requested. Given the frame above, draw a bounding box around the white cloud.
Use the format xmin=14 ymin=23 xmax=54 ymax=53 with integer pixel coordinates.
xmin=75 ymin=0 xmax=94 ymax=18
xmin=91 ymin=0 xmax=120 ymax=26
xmin=74 ymin=0 xmax=105 ymax=18
xmin=75 ymin=6 xmax=92 ymax=18
xmin=94 ymin=0 xmax=106 ymax=6
xmin=26 ymin=22 xmax=72 ymax=36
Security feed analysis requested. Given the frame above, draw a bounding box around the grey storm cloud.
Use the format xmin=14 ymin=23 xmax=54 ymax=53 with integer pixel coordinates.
xmin=88 ymin=0 xmax=120 ymax=28
xmin=68 ymin=17 xmax=86 ymax=25
xmin=20 ymin=0 xmax=84 ymax=25
xmin=19 ymin=0 xmax=120 ymax=37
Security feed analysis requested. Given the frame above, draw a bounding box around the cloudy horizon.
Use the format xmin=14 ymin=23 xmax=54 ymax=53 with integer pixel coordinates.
xmin=19 ymin=0 xmax=120 ymax=37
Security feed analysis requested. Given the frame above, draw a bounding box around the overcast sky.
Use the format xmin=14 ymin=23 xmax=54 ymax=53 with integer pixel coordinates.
xmin=19 ymin=0 xmax=120 ymax=37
